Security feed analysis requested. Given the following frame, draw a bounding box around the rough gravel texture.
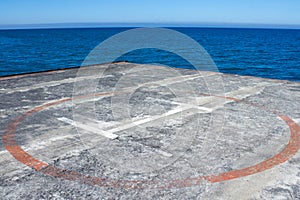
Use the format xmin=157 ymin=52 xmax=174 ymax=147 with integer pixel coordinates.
xmin=0 ymin=62 xmax=299 ymax=199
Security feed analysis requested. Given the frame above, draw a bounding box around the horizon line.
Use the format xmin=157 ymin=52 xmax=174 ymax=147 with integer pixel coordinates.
xmin=1 ymin=22 xmax=300 ymax=30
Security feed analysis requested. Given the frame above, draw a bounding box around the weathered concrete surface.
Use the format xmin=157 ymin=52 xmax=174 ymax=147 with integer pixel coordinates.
xmin=0 ymin=62 xmax=300 ymax=199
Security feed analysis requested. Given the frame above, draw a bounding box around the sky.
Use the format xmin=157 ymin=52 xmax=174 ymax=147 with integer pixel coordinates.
xmin=0 ymin=0 xmax=300 ymax=28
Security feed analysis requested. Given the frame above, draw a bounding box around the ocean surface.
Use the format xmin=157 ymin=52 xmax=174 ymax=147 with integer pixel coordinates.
xmin=0 ymin=27 xmax=299 ymax=81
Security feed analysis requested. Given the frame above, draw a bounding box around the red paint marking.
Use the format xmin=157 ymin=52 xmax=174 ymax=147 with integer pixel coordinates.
xmin=2 ymin=93 xmax=300 ymax=189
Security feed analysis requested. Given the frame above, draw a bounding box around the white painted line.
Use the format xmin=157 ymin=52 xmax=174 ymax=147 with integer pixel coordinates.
xmin=57 ymin=117 xmax=119 ymax=139
xmin=105 ymin=104 xmax=194 ymax=134
xmin=104 ymin=84 xmax=273 ymax=135
xmin=57 ymin=117 xmax=173 ymax=157
xmin=155 ymin=149 xmax=173 ymax=157
xmin=152 ymin=98 xmax=213 ymax=113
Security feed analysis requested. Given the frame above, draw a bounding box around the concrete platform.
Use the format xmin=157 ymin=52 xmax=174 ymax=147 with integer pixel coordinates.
xmin=0 ymin=62 xmax=300 ymax=199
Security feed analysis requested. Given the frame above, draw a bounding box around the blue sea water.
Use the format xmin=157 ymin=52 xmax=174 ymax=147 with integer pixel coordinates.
xmin=0 ymin=27 xmax=299 ymax=81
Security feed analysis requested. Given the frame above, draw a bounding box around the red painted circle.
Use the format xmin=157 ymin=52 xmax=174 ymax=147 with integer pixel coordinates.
xmin=2 ymin=92 xmax=300 ymax=189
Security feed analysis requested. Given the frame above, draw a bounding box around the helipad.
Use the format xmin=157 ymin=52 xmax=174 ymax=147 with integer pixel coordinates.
xmin=1 ymin=62 xmax=300 ymax=199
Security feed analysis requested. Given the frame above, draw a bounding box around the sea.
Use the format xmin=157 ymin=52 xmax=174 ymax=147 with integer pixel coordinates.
xmin=0 ymin=27 xmax=299 ymax=81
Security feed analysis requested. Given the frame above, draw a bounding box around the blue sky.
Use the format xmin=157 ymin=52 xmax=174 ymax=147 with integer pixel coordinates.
xmin=0 ymin=0 xmax=300 ymax=26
